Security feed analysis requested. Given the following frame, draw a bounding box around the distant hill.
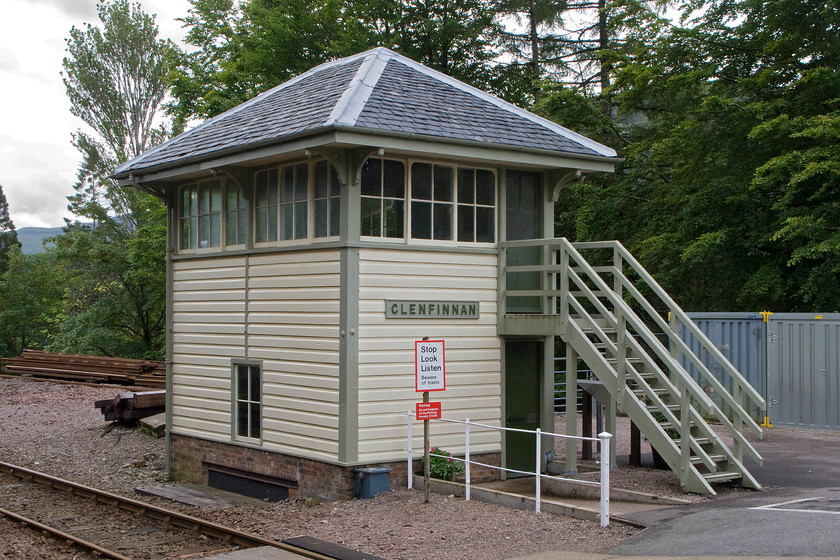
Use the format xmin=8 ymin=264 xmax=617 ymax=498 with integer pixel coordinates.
xmin=17 ymin=226 xmax=64 ymax=254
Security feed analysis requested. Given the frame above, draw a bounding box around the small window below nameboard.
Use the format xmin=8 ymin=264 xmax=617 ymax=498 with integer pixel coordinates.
xmin=204 ymin=462 xmax=295 ymax=502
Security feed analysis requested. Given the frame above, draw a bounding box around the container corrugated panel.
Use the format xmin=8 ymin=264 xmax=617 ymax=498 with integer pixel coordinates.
xmin=681 ymin=313 xmax=766 ymax=421
xmin=767 ymin=314 xmax=840 ymax=429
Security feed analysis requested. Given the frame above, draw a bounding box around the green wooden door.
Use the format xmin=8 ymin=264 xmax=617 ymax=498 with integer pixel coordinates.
xmin=504 ymin=340 xmax=542 ymax=475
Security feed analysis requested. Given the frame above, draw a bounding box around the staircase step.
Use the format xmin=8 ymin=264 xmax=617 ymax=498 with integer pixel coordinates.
xmin=674 ymin=437 xmax=709 ymax=446
xmin=703 ymin=471 xmax=742 ymax=483
xmin=691 ymin=454 xmax=726 ymax=464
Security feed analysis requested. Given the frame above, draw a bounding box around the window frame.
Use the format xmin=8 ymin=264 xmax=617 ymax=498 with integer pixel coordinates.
xmin=405 ymin=158 xmax=497 ymax=247
xmin=231 ymin=360 xmax=263 ymax=443
xmin=178 ymin=178 xmax=224 ymax=252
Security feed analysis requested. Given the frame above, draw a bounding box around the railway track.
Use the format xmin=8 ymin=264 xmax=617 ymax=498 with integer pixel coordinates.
xmin=0 ymin=461 xmax=331 ymax=560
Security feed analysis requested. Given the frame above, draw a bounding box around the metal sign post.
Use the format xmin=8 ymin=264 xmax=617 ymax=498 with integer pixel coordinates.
xmin=415 ymin=339 xmax=445 ymax=504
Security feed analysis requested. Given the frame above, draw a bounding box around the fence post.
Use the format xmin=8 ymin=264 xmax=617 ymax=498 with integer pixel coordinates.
xmin=598 ymin=432 xmax=611 ymax=527
xmin=465 ymin=418 xmax=471 ymax=502
xmin=407 ymin=411 xmax=413 ymax=489
xmin=535 ymin=428 xmax=541 ymax=514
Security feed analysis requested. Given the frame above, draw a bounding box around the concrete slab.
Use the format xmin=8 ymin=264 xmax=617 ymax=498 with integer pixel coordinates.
xmin=135 ymin=482 xmax=271 ymax=509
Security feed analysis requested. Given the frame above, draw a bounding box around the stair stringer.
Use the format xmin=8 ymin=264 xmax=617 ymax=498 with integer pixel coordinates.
xmin=564 ymin=318 xmax=719 ymax=495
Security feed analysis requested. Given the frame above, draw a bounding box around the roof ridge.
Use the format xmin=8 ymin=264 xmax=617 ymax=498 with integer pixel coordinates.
xmin=382 ymin=52 xmax=617 ymax=158
xmin=325 ymin=49 xmax=391 ymax=126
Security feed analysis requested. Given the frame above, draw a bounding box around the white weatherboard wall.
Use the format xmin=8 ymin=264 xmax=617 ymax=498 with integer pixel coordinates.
xmin=357 ymin=248 xmax=502 ymax=463
xmin=171 ymin=250 xmax=342 ymax=462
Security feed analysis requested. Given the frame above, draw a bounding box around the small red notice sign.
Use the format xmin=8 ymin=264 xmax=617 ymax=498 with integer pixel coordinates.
xmin=416 ymin=402 xmax=442 ymax=421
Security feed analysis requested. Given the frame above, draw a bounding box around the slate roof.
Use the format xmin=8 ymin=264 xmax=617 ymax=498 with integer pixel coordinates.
xmin=116 ymin=48 xmax=616 ymax=177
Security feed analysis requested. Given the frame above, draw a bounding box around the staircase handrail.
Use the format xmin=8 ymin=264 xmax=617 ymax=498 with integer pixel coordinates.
xmin=573 ymin=241 xmax=766 ymax=415
xmin=559 ymin=241 xmax=718 ymax=414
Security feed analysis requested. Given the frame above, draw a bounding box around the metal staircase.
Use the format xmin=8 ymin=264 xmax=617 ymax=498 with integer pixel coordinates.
xmin=500 ymin=238 xmax=766 ymax=495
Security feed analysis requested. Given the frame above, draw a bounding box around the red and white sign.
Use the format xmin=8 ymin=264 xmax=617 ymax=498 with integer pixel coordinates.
xmin=415 ymin=340 xmax=445 ymax=392
xmin=416 ymin=401 xmax=442 ymax=421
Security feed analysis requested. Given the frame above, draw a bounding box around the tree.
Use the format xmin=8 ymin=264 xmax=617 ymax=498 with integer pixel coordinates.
xmin=170 ymin=0 xmax=502 ymax=122
xmin=0 ymin=184 xmax=20 ymax=275
xmin=57 ymin=0 xmax=173 ymax=358
xmin=545 ymin=0 xmax=840 ymax=312
xmin=0 ymin=250 xmax=66 ymax=357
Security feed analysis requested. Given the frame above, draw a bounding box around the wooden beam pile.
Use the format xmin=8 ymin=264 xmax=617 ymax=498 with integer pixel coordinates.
xmin=1 ymin=350 xmax=165 ymax=388
xmin=95 ymin=390 xmax=166 ymax=422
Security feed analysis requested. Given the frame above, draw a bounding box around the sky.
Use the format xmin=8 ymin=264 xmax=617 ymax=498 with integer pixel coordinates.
xmin=0 ymin=0 xmax=192 ymax=228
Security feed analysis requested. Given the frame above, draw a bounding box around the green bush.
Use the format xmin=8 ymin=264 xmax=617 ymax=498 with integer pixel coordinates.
xmin=429 ymin=447 xmax=465 ymax=481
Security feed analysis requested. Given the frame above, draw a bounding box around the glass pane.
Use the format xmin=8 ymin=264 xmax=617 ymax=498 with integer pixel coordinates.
xmin=314 ymin=199 xmax=327 ymax=237
xmin=180 ymin=218 xmax=190 ymax=250
xmin=190 ymin=217 xmax=197 ymax=248
xmin=411 ymin=163 xmax=432 ymax=200
xmin=226 ymin=212 xmax=236 ymax=246
xmin=210 ymin=213 xmax=221 ymax=247
xmin=384 ymin=199 xmax=404 ymax=238
xmin=458 ymin=168 xmax=474 ymax=203
xmin=255 ymin=172 xmax=267 ymax=205
xmin=198 ymin=215 xmax=209 ymax=248
xmin=227 ymin=185 xmax=239 ymax=210
xmin=181 ymin=186 xmax=193 ymax=218
xmin=476 ymin=207 xmax=495 ymax=242
xmin=237 ymin=210 xmax=247 ymax=245
xmin=282 ymin=166 xmax=294 ymax=203
xmin=476 ymin=170 xmax=494 ymax=205
xmin=268 ymin=170 xmax=278 ymax=205
xmin=458 ymin=205 xmax=473 ymax=242
xmin=329 ymin=197 xmax=340 ymax=236
xmin=237 ymin=402 xmax=248 ymax=437
xmin=360 ymin=198 xmax=381 ymax=236
xmin=250 ymin=402 xmax=261 ymax=438
xmin=212 ymin=213 xmax=222 ymax=246
xmin=295 ymin=201 xmax=307 ymax=238
xmin=295 ymin=164 xmax=308 ymax=201
xmin=412 ymin=201 xmax=431 ymax=239
xmin=210 ymin=180 xmax=222 ymax=212
xmin=434 ymin=202 xmax=453 ymax=240
xmin=237 ymin=366 xmax=248 ymax=400
xmin=250 ymin=366 xmax=260 ymax=400
xmin=199 ymin=184 xmax=209 ymax=214
xmin=314 ymin=160 xmax=327 ymax=198
xmin=268 ymin=205 xmax=278 ymax=241
xmin=360 ymin=158 xmax=381 ymax=196
xmin=255 ymin=207 xmax=267 ymax=243
xmin=281 ymin=204 xmax=293 ymax=240
xmin=435 ymin=166 xmax=453 ymax=201
xmin=383 ymin=160 xmax=405 ymax=198
xmin=329 ymin=166 xmax=340 ymax=196
xmin=189 ymin=187 xmax=198 ymax=216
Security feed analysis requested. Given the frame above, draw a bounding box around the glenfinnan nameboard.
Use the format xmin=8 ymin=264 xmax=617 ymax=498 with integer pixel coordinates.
xmin=386 ymin=300 xmax=479 ymax=319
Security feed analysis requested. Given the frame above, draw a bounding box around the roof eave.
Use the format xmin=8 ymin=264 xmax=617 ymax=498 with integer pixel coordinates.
xmin=116 ymin=124 xmax=618 ymax=187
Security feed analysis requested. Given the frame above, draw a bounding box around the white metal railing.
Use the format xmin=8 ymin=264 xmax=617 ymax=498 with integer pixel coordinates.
xmin=406 ymin=412 xmax=612 ymax=527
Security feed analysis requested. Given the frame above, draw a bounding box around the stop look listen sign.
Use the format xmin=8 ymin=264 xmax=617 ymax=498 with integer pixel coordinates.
xmin=415 ymin=340 xmax=445 ymax=392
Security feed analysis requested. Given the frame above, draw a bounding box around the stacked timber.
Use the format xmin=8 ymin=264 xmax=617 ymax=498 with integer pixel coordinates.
xmin=95 ymin=390 xmax=166 ymax=422
xmin=1 ymin=350 xmax=165 ymax=388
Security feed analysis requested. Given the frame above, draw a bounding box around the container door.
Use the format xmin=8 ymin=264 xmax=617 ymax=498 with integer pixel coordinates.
xmin=505 ymin=340 xmax=541 ymax=475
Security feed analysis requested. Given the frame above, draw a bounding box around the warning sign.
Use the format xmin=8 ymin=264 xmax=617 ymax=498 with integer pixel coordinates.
xmin=416 ymin=402 xmax=442 ymax=420
xmin=415 ymin=340 xmax=445 ymax=392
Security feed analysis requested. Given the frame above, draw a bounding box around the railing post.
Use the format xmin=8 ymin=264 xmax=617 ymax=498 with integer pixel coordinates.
xmin=559 ymin=243 xmax=569 ymax=328
xmin=535 ymin=428 xmax=541 ymax=514
xmin=407 ymin=411 xmax=413 ymax=489
xmin=733 ymin=385 xmax=743 ymax=462
xmin=465 ymin=418 xmax=471 ymax=502
xmin=680 ymin=386 xmax=690 ymax=476
xmin=599 ymin=432 xmax=612 ymax=527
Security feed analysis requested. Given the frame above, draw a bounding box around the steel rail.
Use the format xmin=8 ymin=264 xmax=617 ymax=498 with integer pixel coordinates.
xmin=0 ymin=460 xmax=332 ymax=560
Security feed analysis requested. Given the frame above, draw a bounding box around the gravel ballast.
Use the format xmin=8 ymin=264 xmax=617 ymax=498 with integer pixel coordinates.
xmin=1 ymin=376 xmax=763 ymax=559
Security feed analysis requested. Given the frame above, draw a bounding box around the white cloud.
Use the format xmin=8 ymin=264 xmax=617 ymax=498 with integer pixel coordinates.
xmin=0 ymin=0 xmax=191 ymax=228
xmin=27 ymin=0 xmax=98 ymax=20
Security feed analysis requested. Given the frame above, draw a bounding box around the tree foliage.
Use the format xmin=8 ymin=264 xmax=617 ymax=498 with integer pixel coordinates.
xmin=0 ymin=184 xmax=20 ymax=275
xmin=545 ymin=0 xmax=840 ymax=312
